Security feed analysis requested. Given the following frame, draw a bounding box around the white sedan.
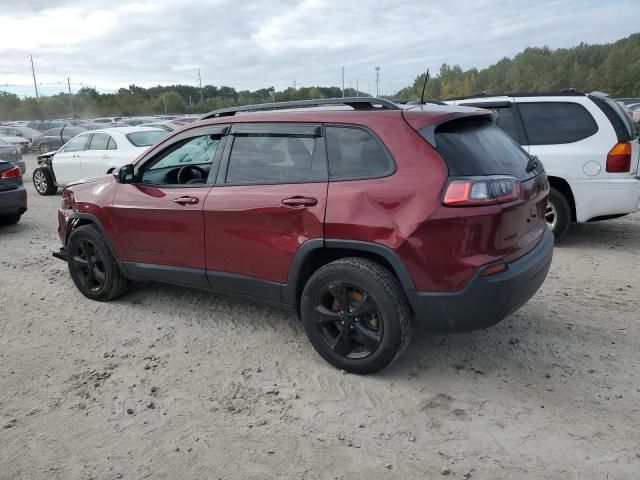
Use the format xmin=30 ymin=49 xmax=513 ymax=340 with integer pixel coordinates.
xmin=32 ymin=127 xmax=167 ymax=195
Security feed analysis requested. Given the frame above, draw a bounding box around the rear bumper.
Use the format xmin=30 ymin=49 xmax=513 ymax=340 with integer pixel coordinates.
xmin=406 ymin=229 xmax=554 ymax=333
xmin=0 ymin=186 xmax=28 ymax=217
xmin=573 ymin=177 xmax=640 ymax=222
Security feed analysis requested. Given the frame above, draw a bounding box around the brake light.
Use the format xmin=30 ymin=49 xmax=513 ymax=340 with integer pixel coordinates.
xmin=606 ymin=142 xmax=631 ymax=173
xmin=443 ymin=176 xmax=521 ymax=206
xmin=0 ymin=166 xmax=22 ymax=180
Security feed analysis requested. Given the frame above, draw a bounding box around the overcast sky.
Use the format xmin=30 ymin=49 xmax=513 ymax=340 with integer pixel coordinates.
xmin=1 ymin=0 xmax=638 ymax=97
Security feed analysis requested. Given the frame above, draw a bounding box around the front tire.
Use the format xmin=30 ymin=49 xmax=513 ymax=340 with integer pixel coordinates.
xmin=546 ymin=188 xmax=571 ymax=242
xmin=33 ymin=167 xmax=58 ymax=195
xmin=66 ymin=225 xmax=129 ymax=301
xmin=301 ymin=258 xmax=413 ymax=374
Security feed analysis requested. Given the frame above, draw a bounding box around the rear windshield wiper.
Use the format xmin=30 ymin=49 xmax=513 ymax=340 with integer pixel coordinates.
xmin=525 ymin=155 xmax=539 ymax=173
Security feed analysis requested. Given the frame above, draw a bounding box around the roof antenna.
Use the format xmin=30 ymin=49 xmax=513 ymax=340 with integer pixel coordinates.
xmin=420 ymin=69 xmax=430 ymax=105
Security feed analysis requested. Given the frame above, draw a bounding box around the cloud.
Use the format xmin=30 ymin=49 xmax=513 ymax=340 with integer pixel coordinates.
xmin=0 ymin=0 xmax=638 ymax=96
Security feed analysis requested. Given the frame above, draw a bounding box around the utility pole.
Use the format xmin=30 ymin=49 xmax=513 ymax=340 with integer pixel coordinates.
xmin=67 ymin=77 xmax=74 ymax=117
xmin=197 ymin=69 xmax=203 ymax=102
xmin=162 ymin=93 xmax=167 ymax=114
xmin=341 ymin=66 xmax=345 ymax=98
xmin=189 ymin=95 xmax=192 ymax=107
xmin=349 ymin=80 xmax=352 ymax=97
xmin=30 ymin=55 xmax=39 ymax=100
xmin=375 ymin=66 xmax=380 ymax=97
xmin=356 ymin=79 xmax=359 ymax=97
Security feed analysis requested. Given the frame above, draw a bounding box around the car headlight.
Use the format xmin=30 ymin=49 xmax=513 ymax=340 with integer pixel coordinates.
xmin=61 ymin=189 xmax=75 ymax=209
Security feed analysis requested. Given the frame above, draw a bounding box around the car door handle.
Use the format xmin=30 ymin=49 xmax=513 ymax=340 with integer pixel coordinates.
xmin=102 ymin=154 xmax=110 ymax=159
xmin=281 ymin=196 xmax=318 ymax=207
xmin=173 ymin=196 xmax=199 ymax=205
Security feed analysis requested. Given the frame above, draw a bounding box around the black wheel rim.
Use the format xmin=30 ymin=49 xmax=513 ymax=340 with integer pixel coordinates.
xmin=71 ymin=239 xmax=106 ymax=292
xmin=313 ymin=282 xmax=383 ymax=359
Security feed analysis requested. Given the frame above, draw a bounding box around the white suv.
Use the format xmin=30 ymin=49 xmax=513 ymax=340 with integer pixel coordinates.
xmin=447 ymin=91 xmax=640 ymax=240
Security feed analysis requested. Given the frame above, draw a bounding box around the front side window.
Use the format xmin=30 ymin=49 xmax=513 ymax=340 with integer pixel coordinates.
xmin=325 ymin=126 xmax=393 ymax=179
xmin=62 ymin=134 xmax=90 ymax=153
xmin=518 ymin=102 xmax=598 ymax=145
xmin=141 ymin=134 xmax=221 ymax=184
xmin=225 ymin=134 xmax=322 ymax=184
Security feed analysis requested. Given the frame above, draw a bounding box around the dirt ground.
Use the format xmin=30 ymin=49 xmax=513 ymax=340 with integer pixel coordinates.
xmin=1 ymin=154 xmax=639 ymax=480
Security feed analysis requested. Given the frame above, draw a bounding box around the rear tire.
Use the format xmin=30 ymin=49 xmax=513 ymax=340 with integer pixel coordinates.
xmin=301 ymin=257 xmax=413 ymax=374
xmin=33 ymin=167 xmax=58 ymax=195
xmin=546 ymin=188 xmax=571 ymax=242
xmin=67 ymin=225 xmax=129 ymax=301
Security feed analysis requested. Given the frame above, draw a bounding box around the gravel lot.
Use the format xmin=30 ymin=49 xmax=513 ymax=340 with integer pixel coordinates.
xmin=1 ymin=154 xmax=639 ymax=479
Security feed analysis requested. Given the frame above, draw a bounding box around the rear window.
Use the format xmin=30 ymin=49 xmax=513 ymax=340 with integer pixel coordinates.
xmin=518 ymin=102 xmax=598 ymax=145
xmin=433 ymin=117 xmax=542 ymax=181
xmin=125 ymin=130 xmax=166 ymax=147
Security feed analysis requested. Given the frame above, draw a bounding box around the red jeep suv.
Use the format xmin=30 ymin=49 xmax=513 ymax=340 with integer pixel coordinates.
xmin=55 ymin=98 xmax=553 ymax=374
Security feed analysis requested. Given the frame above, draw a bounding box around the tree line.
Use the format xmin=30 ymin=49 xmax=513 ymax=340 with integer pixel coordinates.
xmin=1 ymin=33 xmax=639 ymax=121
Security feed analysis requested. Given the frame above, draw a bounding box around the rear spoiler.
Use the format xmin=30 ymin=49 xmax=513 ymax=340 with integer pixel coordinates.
xmin=402 ymin=107 xmax=492 ymax=148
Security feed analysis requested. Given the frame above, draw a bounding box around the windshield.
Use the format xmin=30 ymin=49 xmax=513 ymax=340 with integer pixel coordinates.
xmin=125 ymin=130 xmax=166 ymax=147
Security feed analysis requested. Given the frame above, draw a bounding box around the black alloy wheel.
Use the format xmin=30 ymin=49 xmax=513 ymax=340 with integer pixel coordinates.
xmin=301 ymin=257 xmax=413 ymax=374
xmin=66 ymin=225 xmax=129 ymax=301
xmin=70 ymin=238 xmax=107 ymax=292
xmin=313 ymin=282 xmax=383 ymax=359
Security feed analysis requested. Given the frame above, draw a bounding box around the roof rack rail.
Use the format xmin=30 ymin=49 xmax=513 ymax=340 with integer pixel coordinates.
xmin=395 ymin=98 xmax=446 ymax=105
xmin=200 ymin=97 xmax=401 ymax=119
xmin=445 ymin=89 xmax=587 ymax=101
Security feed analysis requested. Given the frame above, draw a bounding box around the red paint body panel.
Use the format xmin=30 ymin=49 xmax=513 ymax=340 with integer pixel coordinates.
xmin=204 ymin=182 xmax=327 ymax=283
xmin=57 ymin=106 xmax=549 ymax=297
xmin=110 ymin=184 xmax=211 ymax=268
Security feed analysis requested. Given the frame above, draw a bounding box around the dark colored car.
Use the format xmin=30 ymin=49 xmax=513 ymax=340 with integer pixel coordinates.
xmin=0 ymin=125 xmax=41 ymax=143
xmin=27 ymin=121 xmax=68 ymax=133
xmin=36 ymin=126 xmax=86 ymax=154
xmin=0 ymin=139 xmax=25 ymax=173
xmin=55 ymin=97 xmax=553 ymax=374
xmin=0 ymin=160 xmax=27 ymax=225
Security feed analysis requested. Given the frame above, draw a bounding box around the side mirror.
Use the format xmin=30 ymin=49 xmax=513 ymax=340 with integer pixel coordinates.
xmin=115 ymin=164 xmax=135 ymax=183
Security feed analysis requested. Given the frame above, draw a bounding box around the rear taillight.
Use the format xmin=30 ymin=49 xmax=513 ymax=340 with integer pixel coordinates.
xmin=0 ymin=166 xmax=22 ymax=180
xmin=443 ymin=176 xmax=521 ymax=206
xmin=606 ymin=142 xmax=631 ymax=173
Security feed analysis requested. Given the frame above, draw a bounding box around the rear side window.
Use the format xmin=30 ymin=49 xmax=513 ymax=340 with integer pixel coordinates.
xmin=493 ymin=107 xmax=519 ymax=141
xmin=88 ymin=133 xmax=111 ymax=150
xmin=589 ymin=95 xmax=636 ymax=141
xmin=226 ymin=134 xmax=324 ymax=184
xmin=126 ymin=130 xmax=166 ymax=147
xmin=325 ymin=126 xmax=393 ymax=179
xmin=518 ymin=102 xmax=598 ymax=145
xmin=434 ymin=118 xmax=542 ymax=181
